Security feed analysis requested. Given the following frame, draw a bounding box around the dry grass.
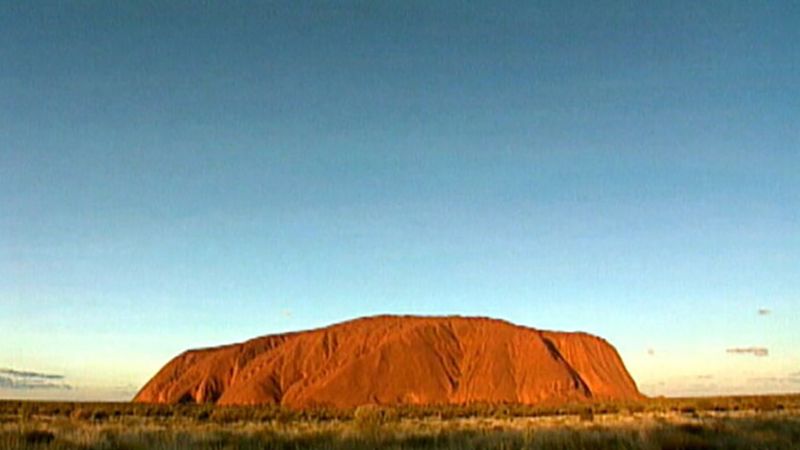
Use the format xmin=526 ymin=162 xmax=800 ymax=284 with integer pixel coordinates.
xmin=1 ymin=395 xmax=799 ymax=449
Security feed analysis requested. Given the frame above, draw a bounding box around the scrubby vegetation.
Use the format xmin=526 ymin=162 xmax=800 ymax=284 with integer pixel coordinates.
xmin=1 ymin=395 xmax=798 ymax=449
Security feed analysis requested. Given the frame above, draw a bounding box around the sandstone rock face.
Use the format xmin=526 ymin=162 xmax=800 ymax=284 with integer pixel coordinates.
xmin=134 ymin=316 xmax=642 ymax=407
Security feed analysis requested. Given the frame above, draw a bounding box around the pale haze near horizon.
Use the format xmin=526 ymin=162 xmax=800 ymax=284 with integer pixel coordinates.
xmin=1 ymin=1 xmax=798 ymax=401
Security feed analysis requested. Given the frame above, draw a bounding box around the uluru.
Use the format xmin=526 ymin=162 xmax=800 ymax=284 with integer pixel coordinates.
xmin=134 ymin=315 xmax=642 ymax=408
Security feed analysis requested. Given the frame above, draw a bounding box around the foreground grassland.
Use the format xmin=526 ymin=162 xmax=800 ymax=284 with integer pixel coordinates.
xmin=1 ymin=395 xmax=799 ymax=449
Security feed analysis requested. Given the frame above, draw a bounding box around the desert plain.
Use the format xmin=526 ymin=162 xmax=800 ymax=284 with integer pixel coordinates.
xmin=3 ymin=395 xmax=800 ymax=449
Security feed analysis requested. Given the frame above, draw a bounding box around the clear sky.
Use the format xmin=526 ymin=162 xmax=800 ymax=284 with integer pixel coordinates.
xmin=1 ymin=1 xmax=798 ymax=401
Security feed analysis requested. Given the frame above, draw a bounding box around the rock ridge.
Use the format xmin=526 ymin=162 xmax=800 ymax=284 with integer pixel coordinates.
xmin=134 ymin=315 xmax=642 ymax=407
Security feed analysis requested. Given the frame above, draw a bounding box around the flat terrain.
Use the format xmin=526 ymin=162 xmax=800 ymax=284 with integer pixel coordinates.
xmin=2 ymin=395 xmax=799 ymax=449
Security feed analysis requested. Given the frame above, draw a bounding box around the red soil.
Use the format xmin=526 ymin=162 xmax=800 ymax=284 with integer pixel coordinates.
xmin=134 ymin=315 xmax=642 ymax=408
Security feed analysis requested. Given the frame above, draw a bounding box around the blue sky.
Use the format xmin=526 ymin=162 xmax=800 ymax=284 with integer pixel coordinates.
xmin=1 ymin=1 xmax=798 ymax=400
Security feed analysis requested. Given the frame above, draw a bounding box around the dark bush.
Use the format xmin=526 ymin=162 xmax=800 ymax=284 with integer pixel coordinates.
xmin=23 ymin=430 xmax=55 ymax=445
